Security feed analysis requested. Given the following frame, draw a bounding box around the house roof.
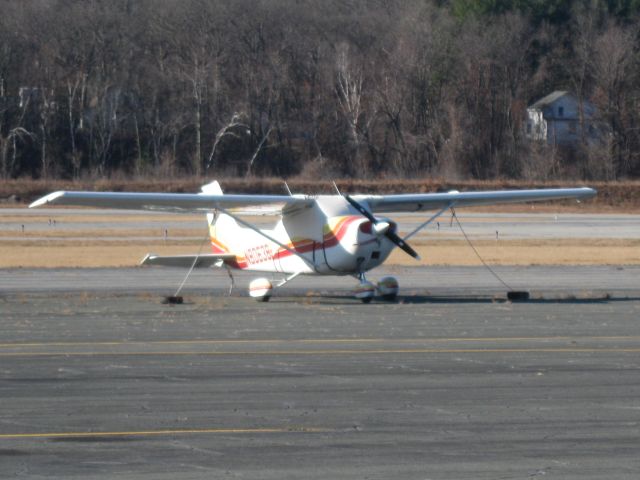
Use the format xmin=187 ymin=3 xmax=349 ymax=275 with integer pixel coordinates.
xmin=530 ymin=90 xmax=571 ymax=109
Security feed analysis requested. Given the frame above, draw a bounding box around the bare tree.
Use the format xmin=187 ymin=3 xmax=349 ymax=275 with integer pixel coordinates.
xmin=156 ymin=0 xmax=227 ymax=176
xmin=334 ymin=43 xmax=378 ymax=175
xmin=336 ymin=44 xmax=364 ymax=148
xmin=590 ymin=21 xmax=639 ymax=178
xmin=0 ymin=0 xmax=638 ymax=181
xmin=38 ymin=0 xmax=98 ymax=178
xmin=206 ymin=114 xmax=250 ymax=171
xmin=245 ymin=126 xmax=273 ymax=177
xmin=1 ymin=127 xmax=34 ymax=179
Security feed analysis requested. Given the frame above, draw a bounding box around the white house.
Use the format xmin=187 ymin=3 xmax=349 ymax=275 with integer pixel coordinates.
xmin=525 ymin=91 xmax=599 ymax=146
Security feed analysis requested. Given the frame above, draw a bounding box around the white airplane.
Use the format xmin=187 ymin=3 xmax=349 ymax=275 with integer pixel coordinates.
xmin=30 ymin=181 xmax=596 ymax=302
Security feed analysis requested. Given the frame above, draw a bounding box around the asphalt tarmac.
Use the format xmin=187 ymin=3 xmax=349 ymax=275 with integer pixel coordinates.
xmin=1 ymin=267 xmax=639 ymax=479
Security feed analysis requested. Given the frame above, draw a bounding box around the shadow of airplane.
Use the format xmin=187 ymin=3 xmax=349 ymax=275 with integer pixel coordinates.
xmin=269 ymin=291 xmax=640 ymax=305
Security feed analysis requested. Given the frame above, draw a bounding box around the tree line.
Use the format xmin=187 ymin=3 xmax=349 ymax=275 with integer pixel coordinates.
xmin=1 ymin=0 xmax=639 ymax=181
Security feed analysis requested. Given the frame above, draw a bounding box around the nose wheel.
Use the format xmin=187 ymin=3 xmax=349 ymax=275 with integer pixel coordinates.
xmin=354 ymin=274 xmax=400 ymax=303
xmin=377 ymin=276 xmax=399 ymax=301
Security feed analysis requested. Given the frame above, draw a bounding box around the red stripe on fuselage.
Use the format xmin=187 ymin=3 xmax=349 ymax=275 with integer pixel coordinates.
xmin=272 ymin=216 xmax=359 ymax=261
xmin=212 ymin=216 xmax=362 ymax=270
xmin=209 ymin=237 xmax=248 ymax=269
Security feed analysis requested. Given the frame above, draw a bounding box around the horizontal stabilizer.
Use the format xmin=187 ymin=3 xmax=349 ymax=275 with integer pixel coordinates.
xmin=140 ymin=253 xmax=235 ymax=268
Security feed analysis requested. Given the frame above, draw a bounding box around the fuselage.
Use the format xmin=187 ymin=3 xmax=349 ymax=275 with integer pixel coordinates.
xmin=208 ymin=196 xmax=397 ymax=275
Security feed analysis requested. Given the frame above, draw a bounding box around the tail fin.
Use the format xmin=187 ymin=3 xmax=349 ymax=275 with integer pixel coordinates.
xmin=202 ymin=181 xmax=240 ymax=254
xmin=201 ymin=180 xmax=223 ymax=195
xmin=209 ymin=212 xmax=241 ymax=254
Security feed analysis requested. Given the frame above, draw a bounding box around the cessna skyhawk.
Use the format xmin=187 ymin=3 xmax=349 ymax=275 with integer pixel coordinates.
xmin=30 ymin=181 xmax=596 ymax=302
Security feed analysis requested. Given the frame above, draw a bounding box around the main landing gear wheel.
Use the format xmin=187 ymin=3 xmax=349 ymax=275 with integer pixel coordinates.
xmin=354 ymin=280 xmax=376 ymax=303
xmin=249 ymin=278 xmax=273 ymax=302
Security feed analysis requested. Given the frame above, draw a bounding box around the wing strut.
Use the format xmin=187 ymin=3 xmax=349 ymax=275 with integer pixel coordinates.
xmin=276 ymin=271 xmax=302 ymax=287
xmin=450 ymin=209 xmax=514 ymax=291
xmin=218 ymin=207 xmax=317 ymax=271
xmin=173 ymin=222 xmax=214 ymax=298
xmin=403 ymin=203 xmax=456 ymax=241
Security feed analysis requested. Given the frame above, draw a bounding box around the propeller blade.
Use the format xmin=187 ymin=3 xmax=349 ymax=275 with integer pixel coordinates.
xmin=385 ymin=230 xmax=421 ymax=260
xmin=344 ymin=194 xmax=377 ymax=223
xmin=344 ymin=193 xmax=421 ymax=260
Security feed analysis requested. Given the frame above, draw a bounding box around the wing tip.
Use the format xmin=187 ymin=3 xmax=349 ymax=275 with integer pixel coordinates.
xmin=139 ymin=253 xmax=158 ymax=266
xmin=29 ymin=191 xmax=66 ymax=208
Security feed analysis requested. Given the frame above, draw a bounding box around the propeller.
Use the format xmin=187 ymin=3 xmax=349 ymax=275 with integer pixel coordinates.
xmin=344 ymin=194 xmax=421 ymax=260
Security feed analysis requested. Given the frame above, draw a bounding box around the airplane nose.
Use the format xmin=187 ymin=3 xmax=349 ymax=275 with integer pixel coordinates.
xmin=372 ymin=221 xmax=390 ymax=236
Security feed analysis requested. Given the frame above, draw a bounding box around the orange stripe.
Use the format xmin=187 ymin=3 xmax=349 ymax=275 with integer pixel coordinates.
xmin=274 ymin=216 xmax=360 ymax=261
xmin=212 ymin=215 xmax=361 ymax=269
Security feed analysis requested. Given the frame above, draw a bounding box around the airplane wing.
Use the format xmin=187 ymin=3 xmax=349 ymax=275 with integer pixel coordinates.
xmin=357 ymin=187 xmax=596 ymax=213
xmin=30 ymin=187 xmax=596 ymax=214
xmin=29 ymin=191 xmax=313 ymax=215
xmin=140 ymin=253 xmax=235 ymax=268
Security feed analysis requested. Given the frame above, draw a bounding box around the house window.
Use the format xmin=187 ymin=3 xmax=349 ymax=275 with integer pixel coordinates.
xmin=558 ymin=106 xmax=564 ymax=117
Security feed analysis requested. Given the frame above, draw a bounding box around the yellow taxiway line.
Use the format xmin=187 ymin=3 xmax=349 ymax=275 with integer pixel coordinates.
xmin=1 ymin=348 xmax=640 ymax=357
xmin=0 ymin=427 xmax=328 ymax=440
xmin=2 ymin=336 xmax=639 ymax=357
xmin=1 ymin=335 xmax=640 ymax=349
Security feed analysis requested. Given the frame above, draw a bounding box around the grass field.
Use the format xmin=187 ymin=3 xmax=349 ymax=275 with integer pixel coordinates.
xmin=2 ymin=238 xmax=639 ymax=268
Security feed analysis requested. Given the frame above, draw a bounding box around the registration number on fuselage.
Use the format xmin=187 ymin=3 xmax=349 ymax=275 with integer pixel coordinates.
xmin=244 ymin=244 xmax=273 ymax=265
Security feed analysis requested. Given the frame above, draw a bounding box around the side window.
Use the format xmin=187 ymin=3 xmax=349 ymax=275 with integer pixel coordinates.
xmin=558 ymin=106 xmax=564 ymax=117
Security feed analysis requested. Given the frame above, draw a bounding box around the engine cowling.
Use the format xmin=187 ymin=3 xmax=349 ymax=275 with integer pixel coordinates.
xmin=249 ymin=278 xmax=273 ymax=302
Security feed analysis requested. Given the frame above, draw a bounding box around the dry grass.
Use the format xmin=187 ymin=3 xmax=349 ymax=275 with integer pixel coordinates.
xmin=0 ymin=213 xmax=202 ymax=224
xmin=0 ymin=243 xmax=200 ymax=268
xmin=389 ymin=239 xmax=640 ymax=266
xmin=0 ymin=228 xmax=204 ymax=239
xmin=2 ymin=238 xmax=638 ymax=268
